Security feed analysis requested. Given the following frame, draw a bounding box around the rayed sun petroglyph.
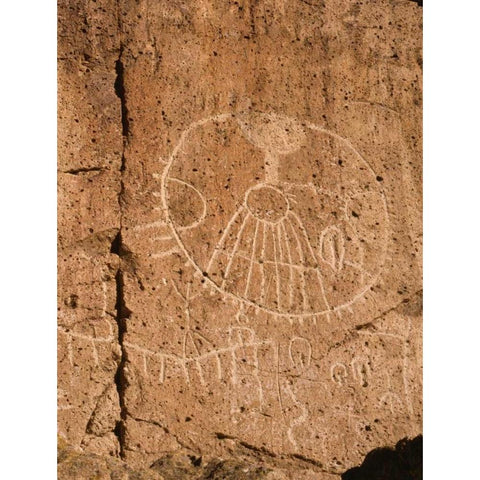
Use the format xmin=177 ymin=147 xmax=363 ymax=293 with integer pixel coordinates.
xmin=108 ymin=112 xmax=417 ymax=462
xmin=156 ymin=112 xmax=390 ymax=320
xmin=57 ymin=0 xmax=423 ymax=471
xmin=58 ymin=112 xmax=412 ymax=463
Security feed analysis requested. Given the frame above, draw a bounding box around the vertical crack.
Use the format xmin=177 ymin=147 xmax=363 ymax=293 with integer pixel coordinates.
xmin=112 ymin=3 xmax=130 ymax=457
xmin=114 ymin=45 xmax=130 ymax=140
xmin=112 ymin=241 xmax=131 ymax=460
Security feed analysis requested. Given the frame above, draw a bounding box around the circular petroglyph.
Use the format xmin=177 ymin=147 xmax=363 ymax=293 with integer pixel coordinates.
xmin=245 ymin=184 xmax=290 ymax=224
xmin=161 ymin=113 xmax=389 ymax=318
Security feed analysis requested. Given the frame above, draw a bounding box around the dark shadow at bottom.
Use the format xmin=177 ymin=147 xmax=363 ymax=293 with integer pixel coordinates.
xmin=342 ymin=435 xmax=422 ymax=480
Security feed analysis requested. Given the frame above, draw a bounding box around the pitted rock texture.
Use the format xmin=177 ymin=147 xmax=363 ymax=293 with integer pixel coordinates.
xmin=58 ymin=0 xmax=422 ymax=477
xmin=58 ymin=437 xmax=340 ymax=480
xmin=58 ymin=437 xmax=164 ymax=480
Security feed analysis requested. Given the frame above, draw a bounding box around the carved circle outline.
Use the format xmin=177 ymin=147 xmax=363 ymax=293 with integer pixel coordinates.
xmin=160 ymin=113 xmax=390 ymax=319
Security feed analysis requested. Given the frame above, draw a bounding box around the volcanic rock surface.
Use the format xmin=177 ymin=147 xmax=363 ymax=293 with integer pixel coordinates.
xmin=58 ymin=0 xmax=422 ymax=478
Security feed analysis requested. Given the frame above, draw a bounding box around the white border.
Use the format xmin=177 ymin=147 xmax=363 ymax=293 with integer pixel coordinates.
xmin=425 ymin=1 xmax=480 ymax=477
xmin=1 ymin=1 xmax=57 ymax=476
xmin=2 ymin=0 xmax=477 ymax=476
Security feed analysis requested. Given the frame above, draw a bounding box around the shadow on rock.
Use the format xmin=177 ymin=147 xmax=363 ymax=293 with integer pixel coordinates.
xmin=150 ymin=452 xmax=272 ymax=480
xmin=342 ymin=435 xmax=422 ymax=480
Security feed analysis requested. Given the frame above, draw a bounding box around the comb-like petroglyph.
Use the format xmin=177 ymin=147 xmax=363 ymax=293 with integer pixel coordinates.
xmin=58 ymin=0 xmax=422 ymax=477
xmin=121 ymin=273 xmax=419 ymax=471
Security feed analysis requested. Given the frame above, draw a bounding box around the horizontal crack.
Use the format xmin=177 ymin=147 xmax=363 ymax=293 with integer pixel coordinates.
xmin=62 ymin=167 xmax=105 ymax=175
xmin=238 ymin=440 xmax=277 ymax=458
xmin=324 ymin=290 xmax=422 ymax=357
xmin=129 ymin=415 xmax=197 ymax=453
xmin=290 ymin=453 xmax=324 ymax=469
xmin=215 ymin=433 xmax=339 ymax=476
xmin=367 ymin=289 xmax=423 ymax=326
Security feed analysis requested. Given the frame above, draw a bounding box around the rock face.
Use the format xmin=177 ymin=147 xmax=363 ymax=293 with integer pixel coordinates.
xmin=58 ymin=0 xmax=422 ymax=478
xmin=58 ymin=436 xmax=164 ymax=480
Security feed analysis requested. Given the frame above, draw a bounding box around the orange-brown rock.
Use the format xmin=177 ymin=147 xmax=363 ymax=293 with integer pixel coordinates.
xmin=58 ymin=0 xmax=422 ymax=478
xmin=58 ymin=436 xmax=164 ymax=480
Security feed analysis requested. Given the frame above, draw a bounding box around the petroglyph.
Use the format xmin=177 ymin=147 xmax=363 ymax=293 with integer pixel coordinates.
xmin=326 ymin=318 xmax=415 ymax=419
xmin=284 ymin=382 xmax=309 ymax=449
xmin=357 ymin=318 xmax=415 ymax=416
xmin=288 ymin=337 xmax=312 ymax=371
xmin=330 ymin=363 xmax=348 ymax=386
xmin=160 ymin=113 xmax=390 ymax=320
xmin=351 ymin=357 xmax=371 ymax=387
xmin=379 ymin=391 xmax=403 ymax=414
xmin=319 ymin=226 xmax=345 ymax=273
xmin=125 ymin=331 xmax=275 ymax=387
xmin=125 ymin=283 xmax=274 ymax=388
xmin=58 ymin=0 xmax=422 ymax=471
xmin=125 ymin=311 xmax=416 ymax=458
xmin=58 ymin=318 xmax=116 ymax=368
xmin=329 ymin=358 xmax=372 ymax=388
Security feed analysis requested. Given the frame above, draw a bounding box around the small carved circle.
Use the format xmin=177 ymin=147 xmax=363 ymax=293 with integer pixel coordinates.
xmin=245 ymin=184 xmax=290 ymax=224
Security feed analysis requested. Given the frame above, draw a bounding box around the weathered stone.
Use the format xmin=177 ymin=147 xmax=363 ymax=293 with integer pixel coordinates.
xmin=58 ymin=0 xmax=422 ymax=477
xmin=57 ymin=248 xmax=121 ymax=453
xmin=150 ymin=452 xmax=203 ymax=480
xmin=57 ymin=0 xmax=123 ymax=457
xmin=58 ymin=436 xmax=164 ymax=480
